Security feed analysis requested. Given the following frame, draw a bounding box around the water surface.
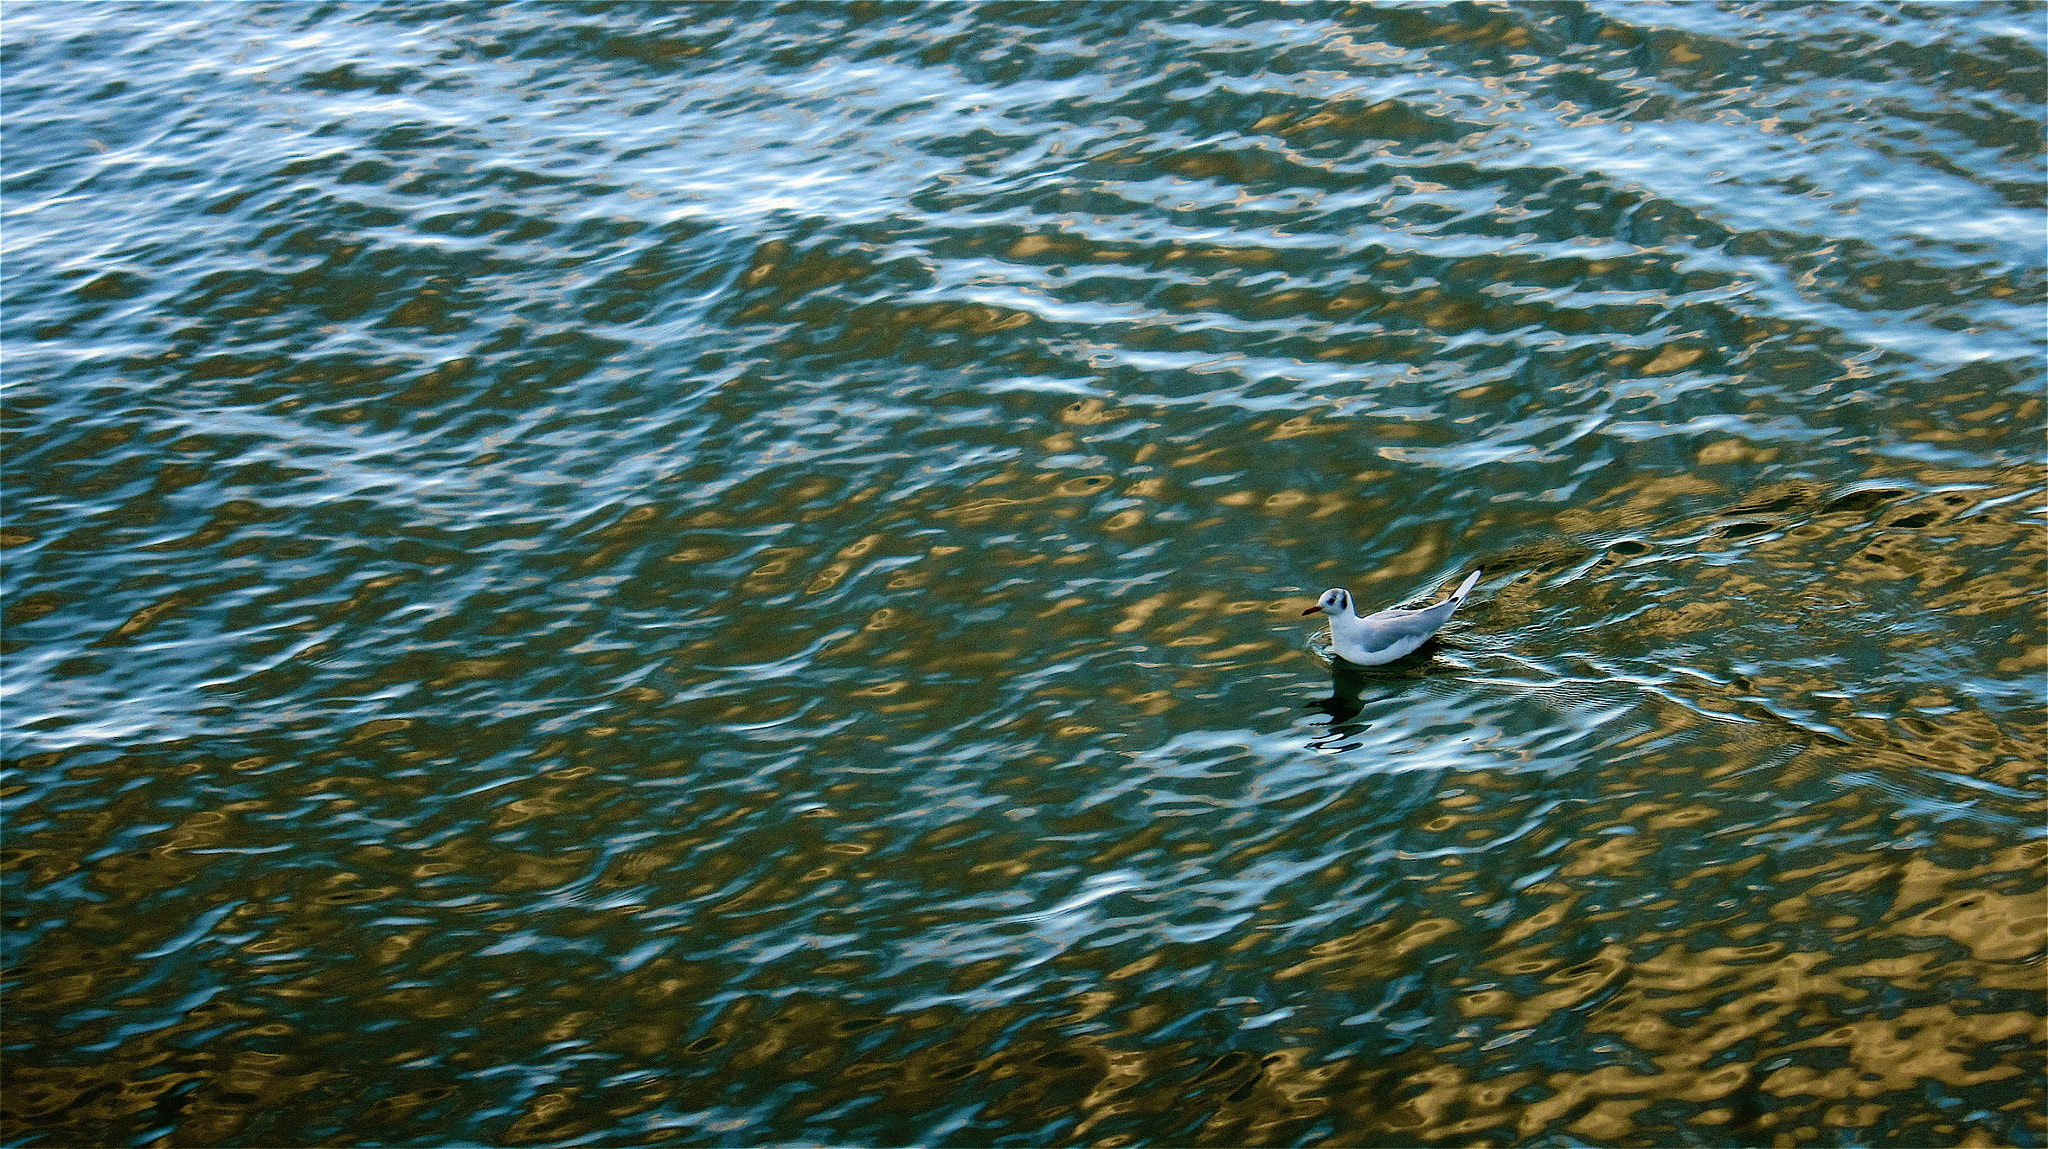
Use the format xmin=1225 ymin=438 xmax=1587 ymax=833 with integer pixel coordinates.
xmin=3 ymin=3 xmax=2043 ymax=1146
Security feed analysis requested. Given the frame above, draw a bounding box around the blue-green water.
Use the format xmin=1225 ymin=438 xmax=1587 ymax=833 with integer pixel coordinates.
xmin=3 ymin=3 xmax=2043 ymax=1146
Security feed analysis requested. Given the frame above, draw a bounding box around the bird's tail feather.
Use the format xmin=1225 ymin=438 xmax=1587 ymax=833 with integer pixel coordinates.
xmin=1449 ymin=569 xmax=1482 ymax=609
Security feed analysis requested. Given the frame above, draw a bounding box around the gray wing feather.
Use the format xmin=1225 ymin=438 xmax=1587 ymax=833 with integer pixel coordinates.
xmin=1352 ymin=595 xmax=1461 ymax=653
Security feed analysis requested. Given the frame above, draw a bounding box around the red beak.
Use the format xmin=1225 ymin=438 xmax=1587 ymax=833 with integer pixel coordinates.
xmin=1302 ymin=604 xmax=1322 ymax=615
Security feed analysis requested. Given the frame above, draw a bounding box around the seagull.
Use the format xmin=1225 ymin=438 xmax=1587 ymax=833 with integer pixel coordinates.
xmin=1303 ymin=570 xmax=1483 ymax=666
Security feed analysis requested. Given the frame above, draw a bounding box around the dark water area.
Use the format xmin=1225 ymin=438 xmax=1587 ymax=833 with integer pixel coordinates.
xmin=3 ymin=2 xmax=2044 ymax=1146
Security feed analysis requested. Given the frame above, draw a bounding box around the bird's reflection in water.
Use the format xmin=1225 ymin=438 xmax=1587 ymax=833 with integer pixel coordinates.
xmin=1305 ymin=639 xmax=1446 ymax=751
xmin=1311 ymin=663 xmax=1372 ymax=725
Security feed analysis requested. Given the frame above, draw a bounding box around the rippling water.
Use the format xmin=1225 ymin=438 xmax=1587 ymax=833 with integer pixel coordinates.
xmin=4 ymin=3 xmax=2043 ymax=1146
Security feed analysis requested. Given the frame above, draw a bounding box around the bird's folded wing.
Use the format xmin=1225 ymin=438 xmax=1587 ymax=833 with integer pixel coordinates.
xmin=1354 ymin=608 xmax=1447 ymax=651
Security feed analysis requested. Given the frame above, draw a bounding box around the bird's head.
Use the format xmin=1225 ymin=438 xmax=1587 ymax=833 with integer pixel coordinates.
xmin=1303 ymin=588 xmax=1351 ymax=616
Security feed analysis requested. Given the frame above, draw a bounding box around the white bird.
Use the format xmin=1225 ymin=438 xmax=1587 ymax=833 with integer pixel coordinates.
xmin=1303 ymin=570 xmax=1483 ymax=666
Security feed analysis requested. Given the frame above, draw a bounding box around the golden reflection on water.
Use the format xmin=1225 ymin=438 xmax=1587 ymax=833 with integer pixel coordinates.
xmin=7 ymin=719 xmax=2042 ymax=1146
